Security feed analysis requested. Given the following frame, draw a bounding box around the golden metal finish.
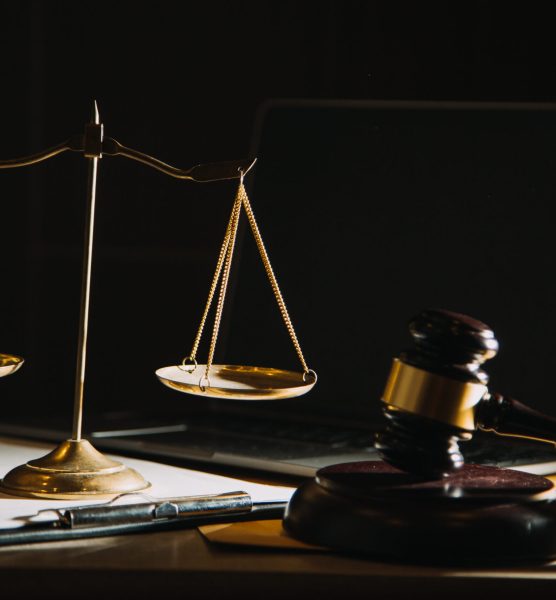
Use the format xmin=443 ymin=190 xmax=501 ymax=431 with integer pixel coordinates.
xmin=72 ymin=101 xmax=102 ymax=442
xmin=0 ymin=134 xmax=255 ymax=182
xmin=0 ymin=353 xmax=24 ymax=377
xmin=157 ymin=364 xmax=316 ymax=400
xmin=0 ymin=103 xmax=149 ymax=499
xmin=169 ymin=179 xmax=316 ymax=400
xmin=102 ymin=138 xmax=257 ymax=182
xmin=0 ymin=439 xmax=149 ymax=499
xmin=0 ymin=140 xmax=75 ymax=169
xmin=240 ymin=180 xmax=310 ymax=374
xmin=203 ymin=183 xmax=242 ymax=381
xmin=382 ymin=358 xmax=487 ymax=430
xmin=478 ymin=425 xmax=556 ymax=446
xmin=0 ymin=101 xmax=257 ymax=498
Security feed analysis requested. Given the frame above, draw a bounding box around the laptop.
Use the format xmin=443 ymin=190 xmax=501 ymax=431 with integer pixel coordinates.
xmin=2 ymin=99 xmax=556 ymax=477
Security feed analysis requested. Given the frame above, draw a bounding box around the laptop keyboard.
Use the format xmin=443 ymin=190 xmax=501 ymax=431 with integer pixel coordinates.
xmin=461 ymin=433 xmax=556 ymax=469
xmin=90 ymin=414 xmax=556 ymax=470
xmin=87 ymin=414 xmax=380 ymax=467
xmin=197 ymin=417 xmax=377 ymax=449
xmin=91 ymin=414 xmax=375 ymax=449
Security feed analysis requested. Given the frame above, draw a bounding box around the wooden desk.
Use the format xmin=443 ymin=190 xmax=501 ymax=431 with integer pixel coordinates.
xmin=0 ymin=437 xmax=555 ymax=600
xmin=1 ymin=523 xmax=556 ymax=600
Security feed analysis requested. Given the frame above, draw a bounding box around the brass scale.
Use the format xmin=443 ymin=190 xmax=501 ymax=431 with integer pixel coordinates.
xmin=0 ymin=103 xmax=317 ymax=499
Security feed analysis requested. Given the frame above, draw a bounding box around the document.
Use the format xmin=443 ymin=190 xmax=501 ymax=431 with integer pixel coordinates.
xmin=0 ymin=436 xmax=296 ymax=530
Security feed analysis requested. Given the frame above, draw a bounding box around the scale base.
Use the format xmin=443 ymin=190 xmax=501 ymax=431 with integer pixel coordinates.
xmin=0 ymin=439 xmax=150 ymax=499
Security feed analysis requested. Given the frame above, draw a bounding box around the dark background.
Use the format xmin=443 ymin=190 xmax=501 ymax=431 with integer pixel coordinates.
xmin=2 ymin=2 xmax=556 ymax=427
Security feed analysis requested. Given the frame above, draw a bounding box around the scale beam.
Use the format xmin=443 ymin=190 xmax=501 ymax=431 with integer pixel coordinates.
xmin=0 ymin=135 xmax=255 ymax=182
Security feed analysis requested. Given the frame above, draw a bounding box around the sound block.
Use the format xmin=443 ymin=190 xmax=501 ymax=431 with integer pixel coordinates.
xmin=283 ymin=461 xmax=556 ymax=564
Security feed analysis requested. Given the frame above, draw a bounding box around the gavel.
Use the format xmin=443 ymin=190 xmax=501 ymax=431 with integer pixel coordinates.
xmin=375 ymin=308 xmax=556 ymax=478
xmin=284 ymin=308 xmax=556 ymax=562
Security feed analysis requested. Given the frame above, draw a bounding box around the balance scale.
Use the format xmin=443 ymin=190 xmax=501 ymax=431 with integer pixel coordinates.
xmin=0 ymin=102 xmax=316 ymax=499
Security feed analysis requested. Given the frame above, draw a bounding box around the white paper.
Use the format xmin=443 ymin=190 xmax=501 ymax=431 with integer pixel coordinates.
xmin=0 ymin=436 xmax=296 ymax=529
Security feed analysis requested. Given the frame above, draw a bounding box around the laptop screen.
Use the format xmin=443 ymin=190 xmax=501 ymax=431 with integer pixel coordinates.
xmin=219 ymin=99 xmax=556 ymax=425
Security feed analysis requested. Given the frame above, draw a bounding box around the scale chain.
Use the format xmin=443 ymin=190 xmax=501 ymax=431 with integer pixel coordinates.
xmin=183 ymin=194 xmax=241 ymax=368
xmin=238 ymin=182 xmax=310 ymax=375
xmin=203 ymin=188 xmax=243 ymax=386
xmin=183 ymin=178 xmax=313 ymax=391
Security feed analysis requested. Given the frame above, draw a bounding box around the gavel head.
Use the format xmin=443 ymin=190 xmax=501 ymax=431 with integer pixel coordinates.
xmin=374 ymin=308 xmax=499 ymax=478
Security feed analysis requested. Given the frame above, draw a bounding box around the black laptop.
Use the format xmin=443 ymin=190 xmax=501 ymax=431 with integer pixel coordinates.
xmin=3 ymin=99 xmax=556 ymax=477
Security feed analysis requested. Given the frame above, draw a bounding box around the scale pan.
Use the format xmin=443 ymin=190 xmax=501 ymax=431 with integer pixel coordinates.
xmin=156 ymin=364 xmax=316 ymax=400
xmin=0 ymin=353 xmax=24 ymax=378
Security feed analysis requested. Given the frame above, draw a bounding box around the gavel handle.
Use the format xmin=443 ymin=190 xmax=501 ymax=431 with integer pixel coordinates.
xmin=476 ymin=392 xmax=556 ymax=446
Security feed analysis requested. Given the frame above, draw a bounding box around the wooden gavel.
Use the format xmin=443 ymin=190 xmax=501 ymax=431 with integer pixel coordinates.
xmin=375 ymin=308 xmax=556 ymax=478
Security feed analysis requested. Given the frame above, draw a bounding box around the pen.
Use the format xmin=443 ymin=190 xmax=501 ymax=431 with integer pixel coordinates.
xmin=46 ymin=491 xmax=286 ymax=529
